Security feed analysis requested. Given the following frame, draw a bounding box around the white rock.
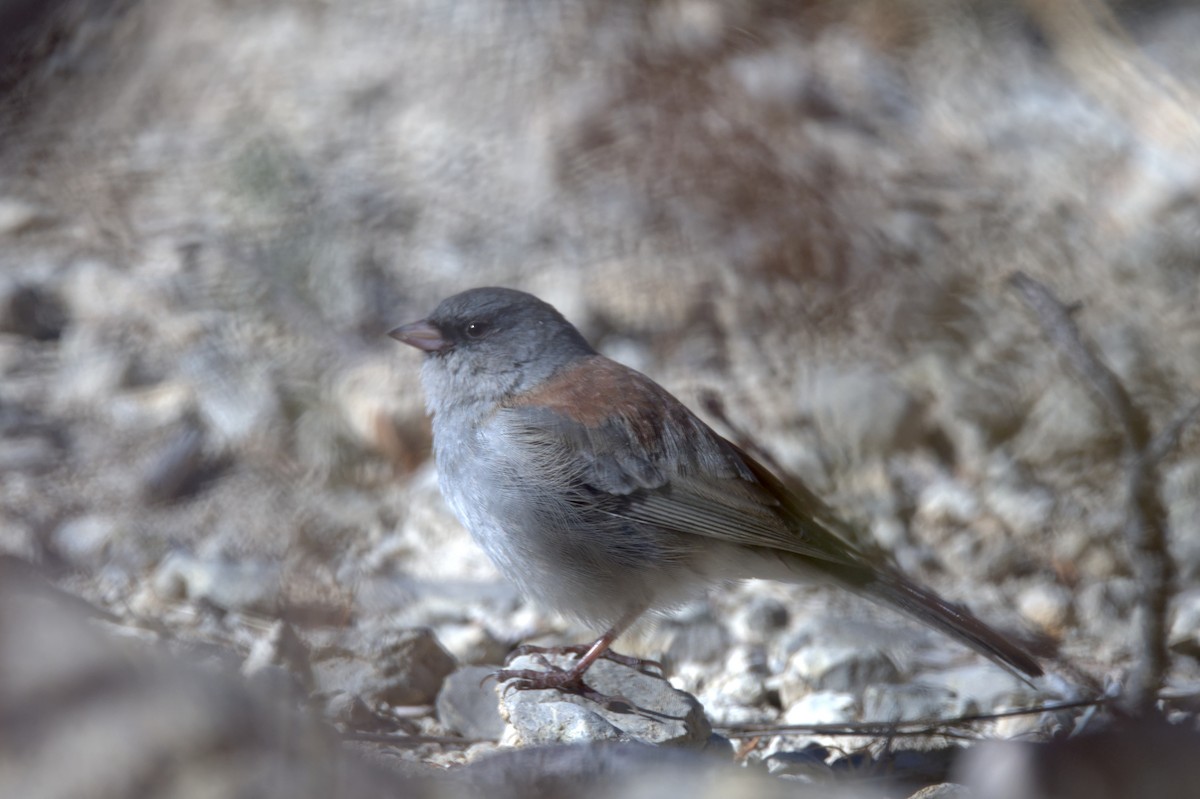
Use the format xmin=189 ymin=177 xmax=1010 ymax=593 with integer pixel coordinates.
xmin=786 ymin=642 xmax=900 ymax=693
xmin=152 ymin=551 xmax=281 ymax=613
xmin=918 ymin=479 xmax=981 ymax=526
xmin=781 ymin=691 xmax=856 ymax=725
xmin=1017 ymin=583 xmax=1074 ymax=633
xmin=52 ymin=516 xmax=120 ymax=567
xmin=0 ymin=197 xmax=47 ymax=235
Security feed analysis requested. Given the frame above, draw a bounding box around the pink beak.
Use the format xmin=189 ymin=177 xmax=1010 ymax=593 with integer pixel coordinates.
xmin=388 ymin=320 xmax=449 ymax=353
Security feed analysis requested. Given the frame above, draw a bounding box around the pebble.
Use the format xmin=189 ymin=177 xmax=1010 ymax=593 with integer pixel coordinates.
xmin=0 ymin=197 xmax=48 ymax=235
xmin=151 ymin=550 xmax=281 ymax=613
xmin=140 ymin=424 xmax=215 ymax=503
xmin=917 ymin=478 xmax=981 ymax=526
xmin=1016 ymin=583 xmax=1074 ymax=634
xmin=436 ymin=665 xmax=508 ymax=740
xmin=662 ymin=616 xmax=730 ymax=667
xmin=1168 ymin=589 xmax=1200 ymax=660
xmin=51 ymin=515 xmax=120 ymax=568
xmin=730 ymin=596 xmax=791 ymax=644
xmin=862 ymin=682 xmax=957 ymax=723
xmin=314 ymin=632 xmax=456 ymax=709
xmin=0 ymin=281 xmax=66 ymax=340
xmin=765 ymin=744 xmax=835 ymax=781
xmin=241 ymin=620 xmax=314 ymax=691
xmin=786 ymin=642 xmax=901 ymax=693
xmin=916 ymin=664 xmax=1028 ymax=717
xmin=435 ymin=622 xmax=510 ymax=666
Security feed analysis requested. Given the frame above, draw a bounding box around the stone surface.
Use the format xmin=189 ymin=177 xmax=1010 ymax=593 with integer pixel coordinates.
xmin=437 ymin=665 xmax=507 ymax=741
xmin=313 ymin=627 xmax=457 ymax=707
xmin=786 ymin=642 xmax=902 ymax=693
xmin=1016 ymin=583 xmax=1074 ymax=635
xmin=152 ymin=551 xmax=281 ymax=613
xmin=498 ymin=654 xmax=711 ymax=748
xmin=51 ymin=515 xmax=121 ymax=568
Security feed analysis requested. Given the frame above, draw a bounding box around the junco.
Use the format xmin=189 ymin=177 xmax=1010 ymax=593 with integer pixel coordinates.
xmin=390 ymin=287 xmax=1042 ymax=695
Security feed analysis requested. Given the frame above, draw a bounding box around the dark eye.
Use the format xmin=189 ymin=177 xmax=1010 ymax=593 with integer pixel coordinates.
xmin=464 ymin=321 xmax=489 ymax=339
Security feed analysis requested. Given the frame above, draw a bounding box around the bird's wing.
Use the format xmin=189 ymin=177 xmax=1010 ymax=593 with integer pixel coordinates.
xmin=498 ymin=355 xmax=865 ymax=569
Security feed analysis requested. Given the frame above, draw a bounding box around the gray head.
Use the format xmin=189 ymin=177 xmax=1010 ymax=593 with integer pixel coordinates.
xmin=390 ymin=287 xmax=596 ymax=414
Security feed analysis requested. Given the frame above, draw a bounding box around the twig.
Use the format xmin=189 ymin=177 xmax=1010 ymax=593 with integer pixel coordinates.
xmin=719 ymin=698 xmax=1107 ymax=739
xmin=1009 ymin=272 xmax=1185 ymax=716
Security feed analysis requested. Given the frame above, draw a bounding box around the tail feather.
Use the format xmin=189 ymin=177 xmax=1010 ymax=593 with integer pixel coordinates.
xmin=862 ymin=570 xmax=1044 ymax=681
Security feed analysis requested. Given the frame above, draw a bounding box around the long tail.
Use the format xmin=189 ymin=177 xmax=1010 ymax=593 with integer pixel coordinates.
xmin=860 ymin=568 xmax=1044 ymax=681
xmin=733 ymin=446 xmax=1044 ymax=681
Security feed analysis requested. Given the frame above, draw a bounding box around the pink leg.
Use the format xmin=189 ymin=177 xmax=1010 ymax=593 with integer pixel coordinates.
xmin=493 ymin=608 xmax=656 ymax=702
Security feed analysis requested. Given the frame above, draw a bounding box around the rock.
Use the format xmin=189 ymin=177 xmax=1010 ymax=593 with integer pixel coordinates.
xmin=781 ymin=690 xmax=856 ymax=726
xmin=53 ymin=328 xmax=133 ymax=409
xmin=436 ymin=666 xmax=509 ymax=740
xmin=730 ymin=596 xmax=791 ymax=644
xmin=0 ymin=197 xmax=50 ymax=235
xmin=51 ymin=515 xmax=120 ymax=568
xmin=765 ymin=744 xmax=835 ymax=781
xmin=329 ymin=357 xmax=430 ymax=469
xmin=435 ymin=622 xmax=510 ymax=666
xmin=140 ymin=423 xmax=221 ymax=503
xmin=979 ymin=460 xmax=1056 ymax=537
xmin=786 ymin=642 xmax=901 ymax=693
xmin=663 ymin=616 xmax=730 ymax=667
xmin=0 ymin=434 xmax=59 ymax=473
xmin=313 ymin=628 xmax=456 ymax=707
xmin=242 ymin=620 xmax=314 ymax=692
xmin=455 ymin=742 xmax=780 ymax=799
xmin=190 ymin=354 xmax=281 ymax=448
xmin=1075 ymin=578 xmax=1140 ymax=652
xmin=705 ymin=668 xmax=769 ymax=708
xmin=498 ymin=653 xmax=711 ymax=747
xmin=1168 ymin=589 xmax=1200 ymax=660
xmin=107 ymin=380 xmax=195 ymax=430
xmin=917 ymin=478 xmax=981 ymax=526
xmin=151 ymin=550 xmax=281 ymax=613
xmin=503 ymin=695 xmax=627 ymax=745
xmin=1016 ymin=583 xmax=1073 ymax=635
xmin=863 ymin=682 xmax=956 ymax=723
xmin=916 ymin=664 xmax=1029 ymax=717
xmin=0 ymin=281 xmax=66 ymax=340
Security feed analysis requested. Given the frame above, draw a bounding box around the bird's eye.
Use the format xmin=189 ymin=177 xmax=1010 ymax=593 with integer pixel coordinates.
xmin=464 ymin=321 xmax=489 ymax=339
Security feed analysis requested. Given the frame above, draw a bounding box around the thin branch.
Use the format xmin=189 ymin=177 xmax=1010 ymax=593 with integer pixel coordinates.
xmin=719 ymin=698 xmax=1107 ymax=739
xmin=1008 ymin=272 xmax=1151 ymax=450
xmin=1010 ymin=271 xmax=1177 ymax=716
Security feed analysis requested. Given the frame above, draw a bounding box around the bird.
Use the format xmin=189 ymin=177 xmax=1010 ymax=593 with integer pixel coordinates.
xmin=390 ymin=287 xmax=1042 ymax=696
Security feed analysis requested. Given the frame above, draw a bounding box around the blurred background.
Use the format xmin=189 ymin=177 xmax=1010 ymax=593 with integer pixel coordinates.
xmin=1 ymin=0 xmax=1199 ymax=795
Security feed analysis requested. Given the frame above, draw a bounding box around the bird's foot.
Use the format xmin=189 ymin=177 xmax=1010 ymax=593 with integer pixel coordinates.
xmin=492 ymin=662 xmax=636 ymax=712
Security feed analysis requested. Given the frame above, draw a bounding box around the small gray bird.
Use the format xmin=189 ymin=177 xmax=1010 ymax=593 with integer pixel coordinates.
xmin=391 ymin=287 xmax=1042 ymax=694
